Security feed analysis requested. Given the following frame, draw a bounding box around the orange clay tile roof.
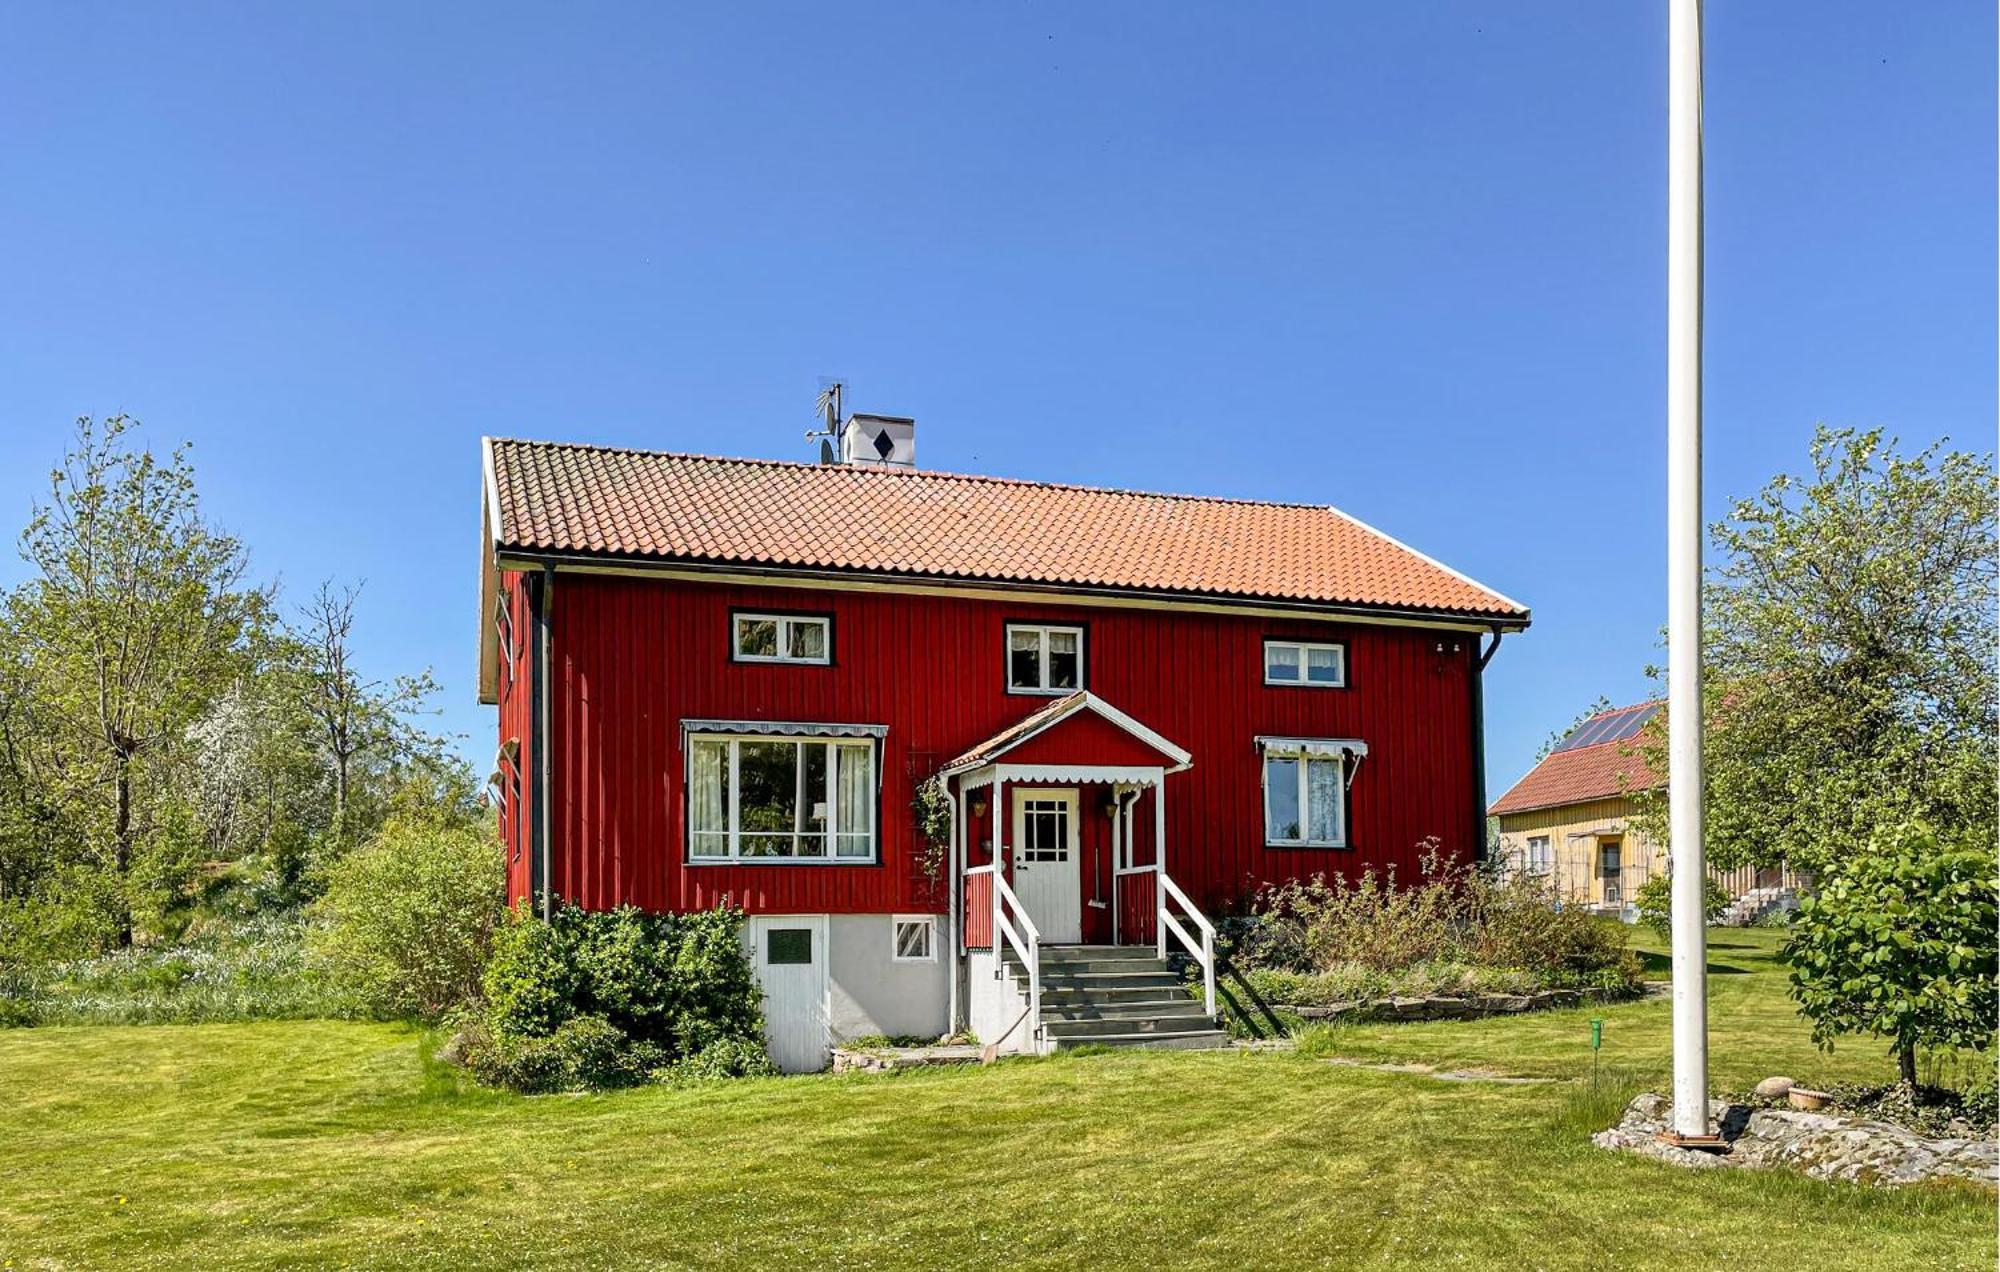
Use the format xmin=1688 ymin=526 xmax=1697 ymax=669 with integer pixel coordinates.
xmin=1489 ymin=702 xmax=1664 ymax=816
xmin=485 ymin=439 xmax=1529 ymax=622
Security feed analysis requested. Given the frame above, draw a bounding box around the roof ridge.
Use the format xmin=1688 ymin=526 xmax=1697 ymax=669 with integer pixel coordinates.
xmin=486 ymin=436 xmax=1331 ymax=512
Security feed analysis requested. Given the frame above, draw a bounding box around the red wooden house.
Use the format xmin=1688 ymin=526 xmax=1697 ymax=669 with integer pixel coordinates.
xmin=477 ymin=415 xmax=1529 ymax=1069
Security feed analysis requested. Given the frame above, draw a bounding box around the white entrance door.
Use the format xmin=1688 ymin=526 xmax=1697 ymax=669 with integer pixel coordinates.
xmin=1010 ymin=788 xmax=1082 ymax=943
xmin=751 ymin=915 xmax=829 ymax=1073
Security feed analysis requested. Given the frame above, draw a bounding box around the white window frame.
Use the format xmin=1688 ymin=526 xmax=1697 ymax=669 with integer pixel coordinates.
xmin=1525 ymin=835 xmax=1552 ymax=875
xmin=732 ymin=613 xmax=833 ymax=666
xmin=1263 ymin=638 xmax=1347 ymax=688
xmin=1005 ymin=623 xmax=1086 ymax=695
xmin=891 ymin=914 xmax=937 ymax=963
xmin=1259 ymin=739 xmax=1351 ymax=849
xmin=686 ymin=732 xmax=877 ymax=863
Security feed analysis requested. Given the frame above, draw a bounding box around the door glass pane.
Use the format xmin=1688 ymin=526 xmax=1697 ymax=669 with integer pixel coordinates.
xmin=788 ymin=620 xmax=827 ymax=661
xmin=736 ymin=618 xmax=778 ymax=658
xmin=1265 ymin=758 xmax=1300 ymax=841
xmin=1266 ymin=644 xmax=1301 ymax=681
xmin=1307 ymin=756 xmax=1342 ymax=843
xmin=767 ymin=927 xmax=813 ymax=964
xmin=738 ymin=741 xmax=798 ymax=852
xmin=1008 ymin=628 xmax=1042 ymax=688
xmin=1306 ymin=646 xmax=1343 ymax=684
xmin=1046 ymin=630 xmax=1079 ymax=689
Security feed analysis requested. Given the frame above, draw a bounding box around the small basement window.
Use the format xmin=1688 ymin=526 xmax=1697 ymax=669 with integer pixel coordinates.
xmin=733 ymin=612 xmax=832 ymax=665
xmin=892 ymin=915 xmax=935 ymax=962
xmin=1264 ymin=638 xmax=1346 ymax=687
xmin=1006 ymin=623 xmax=1084 ymax=694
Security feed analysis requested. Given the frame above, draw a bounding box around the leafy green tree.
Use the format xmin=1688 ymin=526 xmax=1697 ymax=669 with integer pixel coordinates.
xmin=1781 ymin=822 xmax=1997 ymax=1087
xmin=10 ymin=416 xmax=268 ymax=943
xmin=1635 ymin=428 xmax=1997 ymax=874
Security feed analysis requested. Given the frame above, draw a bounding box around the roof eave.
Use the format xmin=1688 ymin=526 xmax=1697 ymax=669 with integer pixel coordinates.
xmin=490 ymin=545 xmax=1533 ymax=631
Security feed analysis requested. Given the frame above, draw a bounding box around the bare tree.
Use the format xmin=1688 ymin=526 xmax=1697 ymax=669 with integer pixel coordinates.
xmin=290 ymin=581 xmax=436 ymax=848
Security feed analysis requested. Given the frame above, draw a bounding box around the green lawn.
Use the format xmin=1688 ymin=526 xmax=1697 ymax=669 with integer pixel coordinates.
xmin=0 ymin=928 xmax=1992 ymax=1270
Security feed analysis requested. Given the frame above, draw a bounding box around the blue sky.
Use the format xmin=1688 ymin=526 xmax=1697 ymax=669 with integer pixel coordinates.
xmin=1 ymin=3 xmax=1991 ymax=795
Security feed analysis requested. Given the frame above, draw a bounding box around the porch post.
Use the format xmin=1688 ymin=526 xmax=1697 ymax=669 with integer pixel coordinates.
xmin=1154 ymin=776 xmax=1167 ymax=959
xmin=1109 ymin=785 xmax=1121 ymax=945
xmin=990 ymin=776 xmax=1004 ymax=977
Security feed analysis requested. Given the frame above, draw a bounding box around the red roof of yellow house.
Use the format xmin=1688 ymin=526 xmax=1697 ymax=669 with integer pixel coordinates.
xmin=483 ymin=439 xmax=1529 ymax=623
xmin=1489 ymin=702 xmax=1664 ymax=816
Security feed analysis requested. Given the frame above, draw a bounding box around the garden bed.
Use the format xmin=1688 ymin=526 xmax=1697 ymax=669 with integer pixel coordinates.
xmin=1271 ymin=981 xmax=1658 ymax=1025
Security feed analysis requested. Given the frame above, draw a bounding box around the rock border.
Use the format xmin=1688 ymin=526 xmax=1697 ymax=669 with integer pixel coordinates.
xmin=1595 ymin=1093 xmax=1998 ymax=1189
xmin=1272 ymin=982 xmax=1659 ymax=1025
xmin=831 ymin=1043 xmax=983 ymax=1074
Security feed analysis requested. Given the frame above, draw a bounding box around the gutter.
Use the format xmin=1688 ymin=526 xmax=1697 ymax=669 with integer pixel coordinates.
xmin=531 ymin=564 xmax=555 ymax=918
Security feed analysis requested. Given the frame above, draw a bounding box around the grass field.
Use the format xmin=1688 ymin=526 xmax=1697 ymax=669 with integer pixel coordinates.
xmin=0 ymin=928 xmax=1992 ymax=1270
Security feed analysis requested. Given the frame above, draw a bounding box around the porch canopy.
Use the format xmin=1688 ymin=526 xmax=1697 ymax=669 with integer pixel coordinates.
xmin=941 ymin=691 xmax=1191 ymax=949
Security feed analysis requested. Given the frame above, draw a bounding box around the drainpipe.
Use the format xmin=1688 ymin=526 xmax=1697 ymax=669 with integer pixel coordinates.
xmin=1471 ymin=628 xmax=1504 ymax=865
xmin=945 ymin=779 xmax=963 ymax=1035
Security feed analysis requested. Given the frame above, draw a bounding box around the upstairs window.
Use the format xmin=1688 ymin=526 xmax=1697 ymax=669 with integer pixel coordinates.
xmin=1260 ymin=738 xmax=1353 ymax=849
xmin=1007 ymin=623 xmax=1084 ymax=694
xmin=688 ymin=732 xmax=876 ymax=862
xmin=733 ymin=612 xmax=831 ymax=665
xmin=1264 ymin=638 xmax=1346 ymax=688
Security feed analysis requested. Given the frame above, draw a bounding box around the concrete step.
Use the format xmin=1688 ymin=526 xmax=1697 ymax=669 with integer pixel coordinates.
xmin=1038 ymin=982 xmax=1198 ymax=1007
xmin=1047 ymin=1029 xmax=1231 ymax=1052
xmin=1043 ymin=1014 xmax=1220 ymax=1040
xmin=1039 ymin=997 xmax=1210 ymax=1022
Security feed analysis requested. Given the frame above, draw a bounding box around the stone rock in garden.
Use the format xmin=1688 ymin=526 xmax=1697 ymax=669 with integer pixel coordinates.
xmin=1753 ymin=1076 xmax=1796 ymax=1100
xmin=1594 ymin=1092 xmax=2000 ymax=1190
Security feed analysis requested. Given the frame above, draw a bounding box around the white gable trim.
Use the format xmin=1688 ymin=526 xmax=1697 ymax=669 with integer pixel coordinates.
xmin=941 ymin=691 xmax=1192 ymax=777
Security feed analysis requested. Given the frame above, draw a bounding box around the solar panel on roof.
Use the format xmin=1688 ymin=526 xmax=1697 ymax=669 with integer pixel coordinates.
xmin=1552 ymin=703 xmax=1659 ymax=753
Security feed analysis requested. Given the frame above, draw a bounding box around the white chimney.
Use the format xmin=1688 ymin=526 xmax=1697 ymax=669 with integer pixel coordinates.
xmin=838 ymin=413 xmax=916 ymax=469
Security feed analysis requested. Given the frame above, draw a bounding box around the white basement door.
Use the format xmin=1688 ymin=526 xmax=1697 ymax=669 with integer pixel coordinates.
xmin=751 ymin=915 xmax=830 ymax=1073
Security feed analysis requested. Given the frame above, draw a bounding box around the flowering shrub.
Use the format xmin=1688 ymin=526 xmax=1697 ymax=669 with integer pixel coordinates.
xmin=1233 ymin=840 xmax=1640 ymax=995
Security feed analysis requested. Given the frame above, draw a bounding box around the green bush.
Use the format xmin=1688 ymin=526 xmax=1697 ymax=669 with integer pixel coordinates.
xmin=308 ymin=815 xmax=504 ymax=1019
xmin=1782 ymin=822 xmax=1997 ymax=1087
xmin=467 ymin=901 xmax=768 ymax=1092
xmin=1632 ymin=873 xmax=1731 ymax=939
xmin=460 ymin=1014 xmax=669 ymax=1094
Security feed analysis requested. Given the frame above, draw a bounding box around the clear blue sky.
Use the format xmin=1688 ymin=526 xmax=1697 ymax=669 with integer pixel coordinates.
xmin=1 ymin=3 xmax=1991 ymax=795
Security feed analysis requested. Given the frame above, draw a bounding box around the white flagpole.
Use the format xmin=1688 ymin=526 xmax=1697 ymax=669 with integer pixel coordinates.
xmin=1667 ymin=0 xmax=1711 ymax=1141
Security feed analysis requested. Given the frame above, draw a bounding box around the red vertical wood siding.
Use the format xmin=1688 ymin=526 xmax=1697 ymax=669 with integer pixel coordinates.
xmin=496 ymin=571 xmax=537 ymax=906
xmin=535 ymin=572 xmax=1481 ymax=919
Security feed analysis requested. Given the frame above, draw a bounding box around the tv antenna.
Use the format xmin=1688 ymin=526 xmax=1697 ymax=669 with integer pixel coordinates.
xmin=807 ymin=378 xmax=845 ymax=463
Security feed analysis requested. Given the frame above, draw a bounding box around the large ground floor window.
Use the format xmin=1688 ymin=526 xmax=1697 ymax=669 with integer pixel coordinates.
xmin=1260 ymin=738 xmax=1353 ymax=849
xmin=689 ymin=733 xmax=877 ymax=862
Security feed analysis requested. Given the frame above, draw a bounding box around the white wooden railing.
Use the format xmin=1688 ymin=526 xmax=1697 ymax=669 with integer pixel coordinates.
xmin=975 ymin=862 xmax=1044 ymax=1051
xmin=1156 ymin=868 xmax=1217 ymax=1018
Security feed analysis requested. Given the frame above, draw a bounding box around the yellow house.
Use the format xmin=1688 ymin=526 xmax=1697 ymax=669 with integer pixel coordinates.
xmin=1491 ymin=700 xmax=1797 ymax=916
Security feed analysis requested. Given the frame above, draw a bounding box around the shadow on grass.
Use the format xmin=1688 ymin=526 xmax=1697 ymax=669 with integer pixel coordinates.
xmin=1636 ymin=950 xmax=1752 ymax=976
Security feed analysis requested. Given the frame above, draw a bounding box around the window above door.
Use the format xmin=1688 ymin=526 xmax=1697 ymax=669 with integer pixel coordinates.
xmin=1006 ymin=623 xmax=1085 ymax=695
